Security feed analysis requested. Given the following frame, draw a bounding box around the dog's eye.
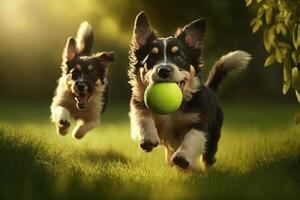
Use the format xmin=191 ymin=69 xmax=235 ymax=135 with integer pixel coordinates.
xmin=175 ymin=55 xmax=184 ymax=63
xmin=71 ymin=73 xmax=78 ymax=80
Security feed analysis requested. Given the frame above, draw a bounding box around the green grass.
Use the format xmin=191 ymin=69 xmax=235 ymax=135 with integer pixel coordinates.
xmin=0 ymin=101 xmax=300 ymax=200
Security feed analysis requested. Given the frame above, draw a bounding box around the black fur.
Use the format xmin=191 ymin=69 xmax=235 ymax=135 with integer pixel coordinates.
xmin=205 ymin=60 xmax=229 ymax=92
xmin=101 ymin=83 xmax=109 ymax=114
xmin=181 ymin=86 xmax=223 ymax=165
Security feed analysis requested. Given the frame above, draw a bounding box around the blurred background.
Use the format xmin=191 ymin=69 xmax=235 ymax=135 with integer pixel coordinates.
xmin=0 ymin=0 xmax=295 ymax=106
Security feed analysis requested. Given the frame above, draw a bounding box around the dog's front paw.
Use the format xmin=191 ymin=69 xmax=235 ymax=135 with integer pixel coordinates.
xmin=140 ymin=139 xmax=158 ymax=152
xmin=172 ymin=153 xmax=190 ymax=170
xmin=73 ymin=129 xmax=85 ymax=139
xmin=57 ymin=119 xmax=70 ymax=135
xmin=140 ymin=134 xmax=160 ymax=152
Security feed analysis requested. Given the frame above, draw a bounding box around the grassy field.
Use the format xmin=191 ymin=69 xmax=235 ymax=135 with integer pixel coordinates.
xmin=0 ymin=101 xmax=300 ymax=200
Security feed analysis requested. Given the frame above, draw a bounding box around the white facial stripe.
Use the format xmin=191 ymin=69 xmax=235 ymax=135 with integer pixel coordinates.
xmin=163 ymin=38 xmax=168 ymax=65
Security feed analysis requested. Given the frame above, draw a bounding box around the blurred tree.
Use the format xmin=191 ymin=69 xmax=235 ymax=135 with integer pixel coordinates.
xmin=246 ymin=0 xmax=300 ymax=102
xmin=0 ymin=0 xmax=293 ymax=103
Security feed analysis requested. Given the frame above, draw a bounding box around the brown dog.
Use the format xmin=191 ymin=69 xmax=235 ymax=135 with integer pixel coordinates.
xmin=50 ymin=21 xmax=115 ymax=139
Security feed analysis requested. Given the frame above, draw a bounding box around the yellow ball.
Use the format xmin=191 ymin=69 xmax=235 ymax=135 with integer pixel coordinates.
xmin=144 ymin=82 xmax=183 ymax=115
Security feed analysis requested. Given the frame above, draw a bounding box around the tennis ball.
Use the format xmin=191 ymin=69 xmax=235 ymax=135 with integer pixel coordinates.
xmin=144 ymin=82 xmax=183 ymax=115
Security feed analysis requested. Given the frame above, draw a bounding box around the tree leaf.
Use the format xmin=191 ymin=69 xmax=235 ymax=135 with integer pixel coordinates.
xmin=268 ymin=26 xmax=276 ymax=48
xmin=275 ymin=47 xmax=283 ymax=63
xmin=250 ymin=18 xmax=257 ymax=26
xmin=295 ymin=90 xmax=300 ymax=103
xmin=264 ymin=54 xmax=276 ymax=67
xmin=246 ymin=0 xmax=253 ymax=7
xmin=252 ymin=19 xmax=263 ymax=33
xmin=257 ymin=6 xmax=265 ymax=18
xmin=292 ymin=51 xmax=298 ymax=65
xmin=277 ymin=23 xmax=287 ymax=36
xmin=265 ymin=8 xmax=272 ymax=25
xmin=292 ymin=67 xmax=300 ymax=90
xmin=283 ymin=81 xmax=291 ymax=95
xmin=284 ymin=12 xmax=292 ymax=27
xmin=283 ymin=56 xmax=291 ymax=94
xmin=293 ymin=24 xmax=299 ymax=49
xmin=298 ymin=24 xmax=300 ymax=49
xmin=263 ymin=27 xmax=276 ymax=52
xmin=278 ymin=42 xmax=290 ymax=49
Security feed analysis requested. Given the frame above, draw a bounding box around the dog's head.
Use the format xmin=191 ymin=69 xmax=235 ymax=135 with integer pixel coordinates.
xmin=62 ymin=37 xmax=115 ymax=110
xmin=129 ymin=12 xmax=206 ymax=100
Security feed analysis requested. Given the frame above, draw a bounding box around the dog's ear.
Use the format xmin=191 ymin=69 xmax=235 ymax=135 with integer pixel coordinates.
xmin=95 ymin=51 xmax=116 ymax=65
xmin=176 ymin=18 xmax=206 ymax=49
xmin=63 ymin=37 xmax=77 ymax=62
xmin=132 ymin=11 xmax=156 ymax=47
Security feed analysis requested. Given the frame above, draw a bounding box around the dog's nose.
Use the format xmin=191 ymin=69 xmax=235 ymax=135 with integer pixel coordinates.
xmin=157 ymin=66 xmax=173 ymax=79
xmin=76 ymin=82 xmax=86 ymax=91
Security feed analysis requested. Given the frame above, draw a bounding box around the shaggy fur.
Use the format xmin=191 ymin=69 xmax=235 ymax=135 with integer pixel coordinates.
xmin=128 ymin=12 xmax=251 ymax=171
xmin=50 ymin=21 xmax=115 ymax=139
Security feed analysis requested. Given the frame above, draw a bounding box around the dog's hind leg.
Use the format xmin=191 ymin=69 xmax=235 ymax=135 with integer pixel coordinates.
xmin=51 ymin=106 xmax=71 ymax=135
xmin=202 ymin=108 xmax=223 ymax=167
xmin=202 ymin=125 xmax=221 ymax=167
xmin=172 ymin=129 xmax=207 ymax=170
xmin=72 ymin=119 xmax=99 ymax=139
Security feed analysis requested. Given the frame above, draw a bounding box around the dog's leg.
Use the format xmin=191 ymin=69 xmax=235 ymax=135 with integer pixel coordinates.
xmin=72 ymin=120 xmax=99 ymax=139
xmin=130 ymin=106 xmax=160 ymax=152
xmin=202 ymin=125 xmax=221 ymax=167
xmin=51 ymin=106 xmax=71 ymax=135
xmin=203 ymin=107 xmax=223 ymax=167
xmin=172 ymin=129 xmax=207 ymax=170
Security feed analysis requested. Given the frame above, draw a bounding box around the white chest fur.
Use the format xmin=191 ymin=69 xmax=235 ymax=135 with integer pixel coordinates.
xmin=152 ymin=112 xmax=200 ymax=149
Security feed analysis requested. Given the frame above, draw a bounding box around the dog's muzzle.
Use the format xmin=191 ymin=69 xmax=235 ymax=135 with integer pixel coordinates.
xmin=154 ymin=64 xmax=186 ymax=92
xmin=75 ymin=81 xmax=88 ymax=92
xmin=157 ymin=65 xmax=173 ymax=79
xmin=74 ymin=81 xmax=92 ymax=110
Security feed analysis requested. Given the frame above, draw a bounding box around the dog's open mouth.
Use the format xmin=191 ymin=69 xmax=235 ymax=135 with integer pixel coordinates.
xmin=178 ymin=80 xmax=186 ymax=92
xmin=75 ymin=93 xmax=91 ymax=110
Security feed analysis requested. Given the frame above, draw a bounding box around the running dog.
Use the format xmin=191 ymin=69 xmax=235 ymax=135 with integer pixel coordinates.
xmin=50 ymin=21 xmax=115 ymax=139
xmin=128 ymin=12 xmax=251 ymax=170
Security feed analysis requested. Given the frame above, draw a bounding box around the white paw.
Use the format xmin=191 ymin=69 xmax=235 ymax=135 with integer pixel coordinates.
xmin=52 ymin=107 xmax=71 ymax=135
xmin=57 ymin=119 xmax=70 ymax=135
xmin=140 ymin=133 xmax=160 ymax=152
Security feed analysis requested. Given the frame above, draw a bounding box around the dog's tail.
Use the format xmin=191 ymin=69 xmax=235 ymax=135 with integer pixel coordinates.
xmin=205 ymin=50 xmax=251 ymax=92
xmin=76 ymin=21 xmax=94 ymax=55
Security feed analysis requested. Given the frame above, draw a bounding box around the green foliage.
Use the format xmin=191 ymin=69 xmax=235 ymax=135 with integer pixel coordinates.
xmin=246 ymin=0 xmax=300 ymax=100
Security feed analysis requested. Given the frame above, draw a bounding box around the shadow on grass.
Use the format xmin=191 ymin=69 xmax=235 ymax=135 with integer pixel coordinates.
xmin=188 ymin=150 xmax=300 ymax=200
xmin=81 ymin=149 xmax=130 ymax=165
xmin=0 ymin=129 xmax=147 ymax=200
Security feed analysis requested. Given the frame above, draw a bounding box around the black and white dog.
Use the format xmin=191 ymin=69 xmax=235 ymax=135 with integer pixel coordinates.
xmin=50 ymin=21 xmax=115 ymax=139
xmin=128 ymin=12 xmax=251 ymax=171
